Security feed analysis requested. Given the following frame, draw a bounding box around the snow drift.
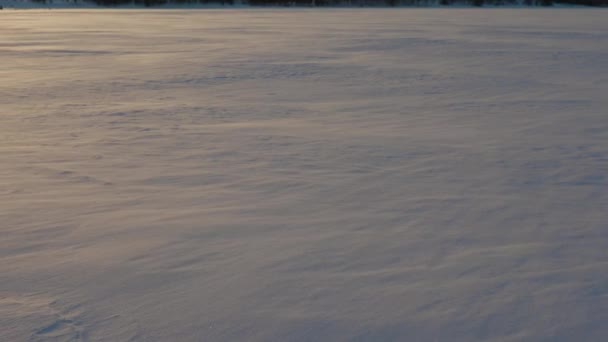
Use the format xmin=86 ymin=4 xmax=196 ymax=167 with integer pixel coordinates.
xmin=1 ymin=9 xmax=608 ymax=341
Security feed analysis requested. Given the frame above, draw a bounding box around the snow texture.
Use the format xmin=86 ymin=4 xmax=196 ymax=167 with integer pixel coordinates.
xmin=1 ymin=8 xmax=608 ymax=342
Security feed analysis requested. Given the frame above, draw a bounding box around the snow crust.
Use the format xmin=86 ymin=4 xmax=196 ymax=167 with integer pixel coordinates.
xmin=2 ymin=9 xmax=608 ymax=341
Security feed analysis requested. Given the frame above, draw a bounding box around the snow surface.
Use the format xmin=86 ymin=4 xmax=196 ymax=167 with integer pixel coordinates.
xmin=2 ymin=9 xmax=608 ymax=341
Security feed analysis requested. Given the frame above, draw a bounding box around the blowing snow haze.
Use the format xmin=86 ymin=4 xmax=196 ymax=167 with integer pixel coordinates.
xmin=1 ymin=8 xmax=608 ymax=342
xmin=4 ymin=0 xmax=608 ymax=6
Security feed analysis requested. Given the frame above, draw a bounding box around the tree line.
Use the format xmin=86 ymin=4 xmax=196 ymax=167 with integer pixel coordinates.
xmin=29 ymin=0 xmax=608 ymax=7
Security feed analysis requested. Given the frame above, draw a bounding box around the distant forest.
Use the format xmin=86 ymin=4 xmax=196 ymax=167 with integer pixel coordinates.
xmin=25 ymin=0 xmax=608 ymax=7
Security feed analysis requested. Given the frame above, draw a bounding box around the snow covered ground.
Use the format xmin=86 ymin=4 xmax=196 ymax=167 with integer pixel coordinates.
xmin=2 ymin=9 xmax=608 ymax=341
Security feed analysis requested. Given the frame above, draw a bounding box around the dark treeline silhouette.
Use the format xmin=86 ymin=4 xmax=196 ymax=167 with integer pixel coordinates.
xmin=29 ymin=0 xmax=608 ymax=6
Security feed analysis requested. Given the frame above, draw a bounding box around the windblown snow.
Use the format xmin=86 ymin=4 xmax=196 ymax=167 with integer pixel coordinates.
xmin=1 ymin=8 xmax=608 ymax=341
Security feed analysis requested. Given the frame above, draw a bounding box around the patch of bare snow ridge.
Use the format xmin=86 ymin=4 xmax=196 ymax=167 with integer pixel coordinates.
xmin=1 ymin=8 xmax=608 ymax=342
